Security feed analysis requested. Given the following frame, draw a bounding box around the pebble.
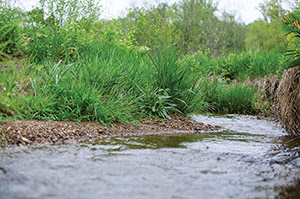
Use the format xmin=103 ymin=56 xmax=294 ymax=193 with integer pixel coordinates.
xmin=1 ymin=114 xmax=222 ymax=146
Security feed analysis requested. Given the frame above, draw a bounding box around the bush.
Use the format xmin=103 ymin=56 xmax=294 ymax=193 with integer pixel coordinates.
xmin=0 ymin=5 xmax=23 ymax=58
xmin=186 ymin=51 xmax=288 ymax=80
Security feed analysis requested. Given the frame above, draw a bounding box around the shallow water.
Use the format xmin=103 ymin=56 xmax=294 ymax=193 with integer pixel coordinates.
xmin=0 ymin=115 xmax=299 ymax=199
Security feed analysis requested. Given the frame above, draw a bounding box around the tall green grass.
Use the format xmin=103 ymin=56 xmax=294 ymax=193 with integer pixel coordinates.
xmin=3 ymin=43 xmax=205 ymax=123
xmin=148 ymin=47 xmax=201 ymax=115
xmin=185 ymin=51 xmax=288 ymax=80
xmin=198 ymin=76 xmax=258 ymax=114
xmin=2 ymin=27 xmax=284 ymax=124
xmin=1 ymin=42 xmax=270 ymax=123
xmin=21 ymin=44 xmax=140 ymax=123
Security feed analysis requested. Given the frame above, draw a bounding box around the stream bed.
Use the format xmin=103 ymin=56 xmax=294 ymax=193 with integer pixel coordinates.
xmin=0 ymin=115 xmax=299 ymax=199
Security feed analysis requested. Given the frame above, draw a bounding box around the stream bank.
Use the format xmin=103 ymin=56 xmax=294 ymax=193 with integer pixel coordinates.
xmin=245 ymin=66 xmax=299 ymax=135
xmin=0 ymin=114 xmax=222 ymax=147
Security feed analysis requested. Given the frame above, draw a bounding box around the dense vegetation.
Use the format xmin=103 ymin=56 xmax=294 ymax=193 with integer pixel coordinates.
xmin=0 ymin=0 xmax=299 ymax=124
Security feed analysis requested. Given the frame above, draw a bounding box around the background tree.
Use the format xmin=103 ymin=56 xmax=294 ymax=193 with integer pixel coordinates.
xmin=115 ymin=4 xmax=173 ymax=48
xmin=286 ymin=0 xmax=299 ymax=12
xmin=0 ymin=0 xmax=23 ymax=57
xmin=133 ymin=6 xmax=168 ymax=47
xmin=245 ymin=19 xmax=287 ymax=51
xmin=172 ymin=0 xmax=218 ymax=53
xmin=259 ymin=0 xmax=286 ymax=23
xmin=37 ymin=0 xmax=101 ymax=28
xmin=171 ymin=0 xmax=245 ymax=56
xmin=245 ymin=0 xmax=287 ymax=51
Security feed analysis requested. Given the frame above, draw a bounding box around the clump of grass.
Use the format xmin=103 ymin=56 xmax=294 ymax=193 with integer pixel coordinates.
xmin=136 ymin=87 xmax=177 ymax=119
xmin=2 ymin=34 xmax=280 ymax=125
xmin=198 ymin=76 xmax=258 ymax=114
xmin=215 ymin=84 xmax=258 ymax=114
xmin=148 ymin=46 xmax=201 ymax=116
xmin=1 ymin=40 xmax=268 ymax=124
xmin=20 ymin=45 xmax=139 ymax=124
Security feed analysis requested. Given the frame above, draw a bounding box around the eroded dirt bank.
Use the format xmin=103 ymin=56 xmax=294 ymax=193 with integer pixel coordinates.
xmin=245 ymin=66 xmax=299 ymax=135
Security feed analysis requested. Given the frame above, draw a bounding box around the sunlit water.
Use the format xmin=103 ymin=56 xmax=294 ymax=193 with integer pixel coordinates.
xmin=0 ymin=115 xmax=299 ymax=199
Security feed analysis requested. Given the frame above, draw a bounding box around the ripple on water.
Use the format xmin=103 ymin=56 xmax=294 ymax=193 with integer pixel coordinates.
xmin=0 ymin=115 xmax=299 ymax=199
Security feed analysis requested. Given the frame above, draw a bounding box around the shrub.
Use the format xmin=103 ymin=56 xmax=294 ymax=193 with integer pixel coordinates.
xmin=0 ymin=5 xmax=23 ymax=58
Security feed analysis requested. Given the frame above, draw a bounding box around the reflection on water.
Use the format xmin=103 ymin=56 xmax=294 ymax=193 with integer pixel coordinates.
xmin=0 ymin=115 xmax=299 ymax=199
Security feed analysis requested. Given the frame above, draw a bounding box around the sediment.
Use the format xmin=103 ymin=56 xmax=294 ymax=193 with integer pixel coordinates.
xmin=0 ymin=114 xmax=222 ymax=147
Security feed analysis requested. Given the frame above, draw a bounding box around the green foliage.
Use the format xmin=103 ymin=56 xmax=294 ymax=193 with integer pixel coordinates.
xmin=20 ymin=0 xmax=103 ymax=63
xmin=281 ymin=12 xmax=300 ymax=67
xmin=245 ymin=19 xmax=287 ymax=51
xmin=172 ymin=0 xmax=245 ymax=56
xmin=117 ymin=5 xmax=173 ymax=48
xmin=24 ymin=23 xmax=92 ymax=62
xmin=149 ymin=46 xmax=199 ymax=115
xmin=215 ymin=85 xmax=258 ymax=114
xmin=246 ymin=0 xmax=290 ymax=52
xmin=0 ymin=4 xmax=23 ymax=57
xmin=184 ymin=51 xmax=288 ymax=80
xmin=21 ymin=45 xmax=138 ymax=123
xmin=136 ymin=87 xmax=177 ymax=119
xmin=134 ymin=7 xmax=168 ymax=47
xmin=38 ymin=0 xmax=101 ymax=27
xmin=172 ymin=0 xmax=216 ymax=52
xmin=288 ymin=0 xmax=300 ymax=12
xmin=114 ymin=0 xmax=246 ymax=56
xmin=0 ymin=0 xmax=293 ymax=123
xmin=0 ymin=60 xmax=33 ymax=118
xmin=198 ymin=77 xmax=258 ymax=114
xmin=259 ymin=0 xmax=286 ymax=22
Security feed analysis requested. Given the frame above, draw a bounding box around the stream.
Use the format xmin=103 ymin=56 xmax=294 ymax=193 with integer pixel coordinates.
xmin=0 ymin=115 xmax=299 ymax=199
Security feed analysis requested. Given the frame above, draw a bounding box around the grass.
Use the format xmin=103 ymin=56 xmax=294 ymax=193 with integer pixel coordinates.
xmin=1 ymin=41 xmax=280 ymax=124
xmin=1 ymin=42 xmax=208 ymax=124
xmin=184 ymin=51 xmax=289 ymax=80
xmin=1 ymin=18 xmax=287 ymax=124
xmin=197 ymin=76 xmax=258 ymax=114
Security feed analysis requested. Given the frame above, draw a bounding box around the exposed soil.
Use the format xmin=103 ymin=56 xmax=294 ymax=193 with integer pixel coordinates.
xmin=0 ymin=114 xmax=222 ymax=147
xmin=276 ymin=66 xmax=300 ymax=135
xmin=244 ymin=66 xmax=300 ymax=135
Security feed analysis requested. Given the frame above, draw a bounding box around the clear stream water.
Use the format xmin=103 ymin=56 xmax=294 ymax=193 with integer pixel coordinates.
xmin=0 ymin=115 xmax=299 ymax=199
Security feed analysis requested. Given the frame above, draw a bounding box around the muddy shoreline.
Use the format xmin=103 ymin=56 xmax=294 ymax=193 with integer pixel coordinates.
xmin=0 ymin=114 xmax=222 ymax=147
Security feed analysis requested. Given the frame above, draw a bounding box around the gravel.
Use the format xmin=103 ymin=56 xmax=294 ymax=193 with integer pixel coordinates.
xmin=0 ymin=114 xmax=222 ymax=146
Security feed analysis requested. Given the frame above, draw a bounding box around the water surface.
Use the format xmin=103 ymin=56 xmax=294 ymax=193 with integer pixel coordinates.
xmin=0 ymin=115 xmax=299 ymax=199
